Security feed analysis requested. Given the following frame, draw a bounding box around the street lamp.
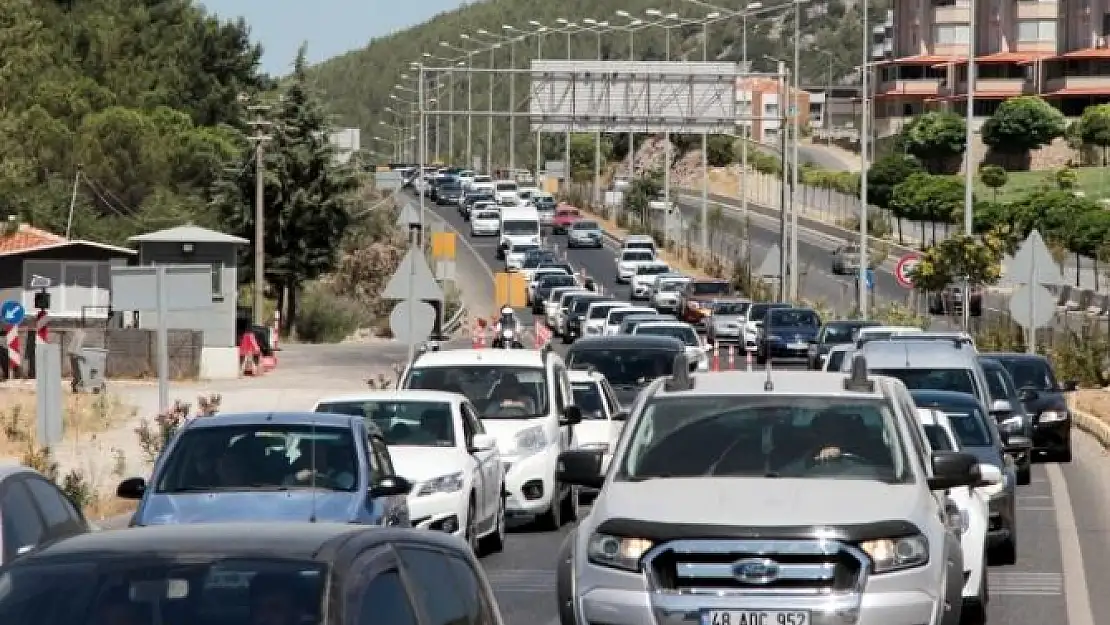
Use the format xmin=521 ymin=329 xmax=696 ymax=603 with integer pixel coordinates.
xmin=443 ymin=40 xmax=479 ymax=168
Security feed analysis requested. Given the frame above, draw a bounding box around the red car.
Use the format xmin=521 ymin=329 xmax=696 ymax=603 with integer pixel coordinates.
xmin=551 ymin=206 xmax=581 ymax=234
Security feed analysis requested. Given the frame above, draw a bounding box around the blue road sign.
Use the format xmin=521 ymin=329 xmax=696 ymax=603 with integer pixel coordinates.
xmin=865 ymin=269 xmax=875 ymax=291
xmin=1 ymin=300 xmax=25 ymax=326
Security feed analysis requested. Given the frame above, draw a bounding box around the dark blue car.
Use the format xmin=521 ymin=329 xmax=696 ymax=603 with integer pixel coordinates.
xmin=756 ymin=307 xmax=822 ymax=365
xmin=117 ymin=412 xmax=412 ymax=527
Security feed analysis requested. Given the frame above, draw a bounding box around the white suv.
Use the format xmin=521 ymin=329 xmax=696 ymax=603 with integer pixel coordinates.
xmin=400 ymin=346 xmax=583 ymax=530
xmin=554 ymin=355 xmax=985 ymax=625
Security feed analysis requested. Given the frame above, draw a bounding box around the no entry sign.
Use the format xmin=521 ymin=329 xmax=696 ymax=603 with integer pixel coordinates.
xmin=894 ymin=254 xmax=922 ymax=289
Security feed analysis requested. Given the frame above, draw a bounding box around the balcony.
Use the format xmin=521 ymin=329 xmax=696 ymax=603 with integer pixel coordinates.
xmin=876 ymin=78 xmax=942 ymax=97
xmin=942 ymin=78 xmax=1032 ymax=97
xmin=1045 ymin=75 xmax=1110 ymax=94
xmin=1015 ymin=1 xmax=1059 ymax=20
xmin=933 ymin=5 xmax=970 ymax=23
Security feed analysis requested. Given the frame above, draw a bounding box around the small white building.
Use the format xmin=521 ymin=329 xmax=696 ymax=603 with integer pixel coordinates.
xmin=329 ymin=128 xmax=361 ymax=164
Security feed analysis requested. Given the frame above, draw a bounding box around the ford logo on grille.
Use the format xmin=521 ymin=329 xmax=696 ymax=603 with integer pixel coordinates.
xmin=732 ymin=558 xmax=780 ymax=584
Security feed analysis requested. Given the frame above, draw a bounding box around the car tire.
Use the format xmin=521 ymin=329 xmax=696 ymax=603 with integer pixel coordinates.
xmin=561 ymin=485 xmax=580 ymax=523
xmin=962 ymin=566 xmax=988 ymax=625
xmin=480 ymin=492 xmax=507 ymax=555
xmin=1017 ymin=464 xmax=1031 ymax=486
xmin=465 ymin=496 xmax=480 ymax=553
xmin=536 ymin=482 xmax=564 ymax=530
xmin=989 ymin=537 xmax=1017 ymax=566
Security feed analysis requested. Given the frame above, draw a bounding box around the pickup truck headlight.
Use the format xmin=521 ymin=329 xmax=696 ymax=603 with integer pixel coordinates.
xmin=587 ymin=533 xmax=653 ymax=571
xmin=1038 ymin=410 xmax=1067 ymax=422
xmin=416 ymin=472 xmax=464 ymax=496
xmin=859 ymin=534 xmax=929 ymax=573
xmin=509 ymin=425 xmax=547 ymax=458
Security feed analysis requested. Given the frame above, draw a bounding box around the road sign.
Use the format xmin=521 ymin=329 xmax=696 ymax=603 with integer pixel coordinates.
xmin=389 ymin=300 xmax=436 ymax=345
xmin=1008 ymin=284 xmax=1056 ymax=330
xmin=29 ymin=275 xmax=51 ymax=289
xmin=382 ymin=248 xmax=444 ymax=301
xmin=1008 ymin=229 xmax=1064 ymax=287
xmin=431 ymin=231 xmax=456 ymax=260
xmin=865 ymin=269 xmax=875 ymax=291
xmin=396 ymin=203 xmax=421 ymax=229
xmin=757 ymin=244 xmax=782 ymax=278
xmin=1 ymin=301 xmax=25 ymax=326
xmin=894 ymin=254 xmax=922 ymax=289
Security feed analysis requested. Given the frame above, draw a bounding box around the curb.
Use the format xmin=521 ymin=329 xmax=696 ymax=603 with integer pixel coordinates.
xmin=1069 ymin=405 xmax=1110 ymax=450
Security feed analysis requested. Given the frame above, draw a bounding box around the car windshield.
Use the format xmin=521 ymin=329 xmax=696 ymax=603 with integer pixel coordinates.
xmin=659 ymin=282 xmax=686 ymax=293
xmin=155 ymin=424 xmax=359 ymax=493
xmin=826 ymin=349 xmax=848 ymax=371
xmin=512 ymin=244 xmax=540 ymax=255
xmin=713 ymin=301 xmax=749 ymax=315
xmin=475 ymin=211 xmax=499 ymax=220
xmin=872 ymin=368 xmax=977 ymax=396
xmin=314 ymin=400 xmax=455 ymax=447
xmin=541 ymin=275 xmax=577 ymax=289
xmin=557 ymin=210 xmax=579 ymax=219
xmin=571 ymin=298 xmax=604 ymax=314
xmin=618 ymin=396 xmax=910 ymax=482
xmin=637 ymin=265 xmax=670 ymax=275
xmin=405 ymin=366 xmax=549 ymax=418
xmin=503 ymin=220 xmax=538 ymax=235
xmin=622 ymin=251 xmax=654 ymax=262
xmin=474 ymin=176 xmax=492 ymax=183
xmin=523 ymin=253 xmax=557 ymax=268
xmin=981 ymin=365 xmax=1015 ymax=401
xmin=566 ymin=348 xmax=679 ymax=387
xmin=996 ymin=358 xmax=1057 ymax=391
xmin=0 ymin=558 xmax=326 ymax=625
xmin=571 ymin=382 xmax=609 ymax=420
xmin=636 ymin=324 xmax=699 ymax=346
xmin=923 ymin=424 xmax=954 ymax=451
xmin=572 ymin=221 xmax=598 ymax=230
xmin=626 ymin=242 xmax=654 ymax=252
xmin=915 ymin=402 xmax=992 ymax=447
xmin=589 ymin=304 xmax=621 ymax=319
xmin=496 ymin=182 xmax=518 ymax=191
xmin=692 ymin=282 xmax=730 ymax=295
xmin=822 ymin=324 xmax=868 ymax=343
xmin=768 ymin=309 xmax=821 ymax=328
xmin=609 ymin=309 xmax=652 ymax=325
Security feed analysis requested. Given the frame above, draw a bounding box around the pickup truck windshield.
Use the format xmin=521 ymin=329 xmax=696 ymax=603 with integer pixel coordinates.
xmin=872 ymin=368 xmax=976 ymax=396
xmin=503 ymin=220 xmax=538 ymax=235
xmin=619 ymin=396 xmax=910 ymax=483
xmin=405 ymin=365 xmax=549 ymax=418
xmin=691 ymin=282 xmax=730 ymax=295
xmin=567 ymin=348 xmax=679 ymax=387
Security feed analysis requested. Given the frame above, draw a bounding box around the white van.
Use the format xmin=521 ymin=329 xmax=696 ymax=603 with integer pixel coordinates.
xmin=498 ymin=205 xmax=541 ymax=259
xmin=494 ymin=179 xmax=520 ymax=204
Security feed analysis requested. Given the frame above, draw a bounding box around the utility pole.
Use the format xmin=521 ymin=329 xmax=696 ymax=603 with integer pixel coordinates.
xmin=962 ymin=0 xmax=978 ymax=331
xmin=789 ymin=0 xmax=801 ymax=302
xmin=777 ymin=61 xmax=788 ymax=302
xmin=247 ymin=102 xmax=272 ymax=326
xmin=858 ymin=0 xmax=871 ymax=317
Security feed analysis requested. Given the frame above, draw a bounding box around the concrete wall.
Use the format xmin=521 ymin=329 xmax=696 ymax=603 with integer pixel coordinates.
xmin=133 ymin=242 xmax=238 ymax=347
xmin=0 ymin=327 xmax=202 ymax=380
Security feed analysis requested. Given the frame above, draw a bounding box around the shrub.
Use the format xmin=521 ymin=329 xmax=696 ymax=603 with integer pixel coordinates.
xmin=294 ymin=283 xmax=363 ymax=343
xmin=134 ymin=395 xmax=221 ymax=464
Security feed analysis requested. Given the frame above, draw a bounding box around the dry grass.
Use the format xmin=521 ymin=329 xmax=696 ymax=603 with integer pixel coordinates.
xmin=87 ymin=497 xmax=137 ymax=521
xmin=1072 ymin=388 xmax=1110 ymax=425
xmin=0 ymin=390 xmax=135 ymax=459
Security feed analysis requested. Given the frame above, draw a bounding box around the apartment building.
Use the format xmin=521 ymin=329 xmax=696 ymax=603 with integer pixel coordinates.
xmin=737 ymin=77 xmax=811 ymax=146
xmin=875 ymin=0 xmax=1110 ymax=137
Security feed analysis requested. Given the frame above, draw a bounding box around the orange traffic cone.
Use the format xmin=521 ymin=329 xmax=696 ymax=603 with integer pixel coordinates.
xmin=710 ymin=346 xmax=720 ymax=371
xmin=746 ymin=349 xmax=754 ymax=371
xmin=728 ymin=345 xmax=736 ymax=370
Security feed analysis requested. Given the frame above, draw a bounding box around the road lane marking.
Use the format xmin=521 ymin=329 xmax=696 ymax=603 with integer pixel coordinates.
xmin=1018 ymin=506 xmax=1057 ymax=511
xmin=1046 ymin=462 xmax=1096 ymax=625
xmin=989 ymin=571 xmax=1064 ymax=596
xmin=487 ymin=569 xmax=558 ymax=593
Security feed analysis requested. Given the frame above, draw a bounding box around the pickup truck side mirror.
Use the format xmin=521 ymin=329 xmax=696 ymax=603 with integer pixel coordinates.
xmin=370 ymin=476 xmax=413 ymax=498
xmin=556 ymin=449 xmax=605 ymax=489
xmin=560 ymin=405 xmax=583 ymax=426
xmin=612 ymin=410 xmax=629 ymax=421
xmin=116 ymin=477 xmax=147 ymax=500
xmin=1061 ymin=380 xmax=1078 ymax=392
xmin=927 ymin=451 xmax=980 ymax=490
xmin=989 ymin=399 xmax=1013 ymax=415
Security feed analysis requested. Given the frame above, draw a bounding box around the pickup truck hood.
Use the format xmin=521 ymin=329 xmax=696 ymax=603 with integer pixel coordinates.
xmin=596 ymin=478 xmax=923 ymax=527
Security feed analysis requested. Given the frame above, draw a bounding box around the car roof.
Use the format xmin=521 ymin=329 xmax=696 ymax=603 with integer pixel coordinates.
xmin=611 ymin=305 xmax=656 ymax=313
xmin=588 ymin=300 xmax=630 ymax=309
xmin=16 ymin=524 xmax=471 ymax=565
xmin=624 ymin=235 xmax=654 ymax=243
xmin=184 ymin=412 xmax=358 ymax=430
xmin=314 ymin=390 xmax=465 ymax=406
xmin=568 ymin=336 xmax=685 ymax=351
xmin=636 ymin=320 xmax=694 ymax=330
xmin=859 ymin=340 xmax=978 ymax=368
xmin=0 ymin=465 xmax=46 ymax=481
xmin=655 ymin=370 xmax=887 ymax=399
xmin=412 ymin=348 xmax=548 ymax=367
xmin=824 ymin=319 xmax=880 ymax=328
xmin=910 ymin=389 xmax=981 ymax=406
xmin=981 ymin=352 xmax=1052 ymax=365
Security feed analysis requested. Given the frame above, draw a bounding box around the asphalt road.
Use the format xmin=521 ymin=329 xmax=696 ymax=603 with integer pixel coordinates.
xmin=413 ymin=190 xmax=1107 ymax=625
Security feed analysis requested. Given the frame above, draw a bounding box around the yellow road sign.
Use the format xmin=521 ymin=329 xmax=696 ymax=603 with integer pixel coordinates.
xmin=494 ymin=272 xmax=527 ymax=308
xmin=431 ymin=231 xmax=456 ymax=260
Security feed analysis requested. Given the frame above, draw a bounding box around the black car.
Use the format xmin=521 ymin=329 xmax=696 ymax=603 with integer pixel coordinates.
xmin=0 ymin=523 xmax=503 ymax=625
xmin=532 ymin=273 xmax=578 ymax=313
xmin=805 ymin=319 xmax=880 ymax=369
xmin=911 ymin=389 xmax=1022 ymax=565
xmin=460 ymin=192 xmax=494 ymax=218
xmin=743 ymin=302 xmax=790 ymax=351
xmin=756 ymin=307 xmax=822 ymax=365
xmin=979 ymin=357 xmax=1034 ymax=483
xmin=436 ymin=181 xmax=464 ymax=205
xmin=562 ymin=294 xmax=610 ymax=343
xmin=566 ymin=335 xmax=690 ymax=405
xmin=984 ymin=352 xmax=1077 ymax=461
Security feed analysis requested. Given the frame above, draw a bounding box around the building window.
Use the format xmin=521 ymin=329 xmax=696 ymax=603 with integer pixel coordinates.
xmin=1017 ymin=20 xmax=1054 ymax=42
xmin=211 ymin=262 xmax=224 ymax=300
xmin=934 ymin=24 xmax=970 ymax=45
xmin=764 ymin=102 xmax=778 ymax=116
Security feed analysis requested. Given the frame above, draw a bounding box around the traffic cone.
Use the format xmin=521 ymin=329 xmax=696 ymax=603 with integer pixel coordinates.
xmin=710 ymin=346 xmax=720 ymax=372
xmin=238 ymin=331 xmax=262 ymax=377
xmin=728 ymin=345 xmax=736 ymax=370
xmin=746 ymin=349 xmax=754 ymax=371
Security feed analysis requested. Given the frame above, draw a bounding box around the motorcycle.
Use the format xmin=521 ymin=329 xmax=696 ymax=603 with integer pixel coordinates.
xmin=491 ymin=326 xmax=525 ymax=349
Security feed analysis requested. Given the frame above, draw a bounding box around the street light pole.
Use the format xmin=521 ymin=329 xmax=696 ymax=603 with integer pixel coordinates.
xmin=962 ymin=0 xmax=977 ymax=331
xmin=535 ymin=28 xmax=545 ymax=178
xmin=740 ymin=3 xmax=760 ymax=244
xmin=564 ymin=24 xmax=573 ymax=190
xmin=506 ymin=25 xmax=517 ymax=174
xmin=858 ymin=0 xmax=871 ymax=317
xmin=467 ymin=52 xmax=474 ymax=166
xmin=789 ymin=0 xmax=802 ymax=302
xmin=488 ymin=45 xmax=496 ymax=171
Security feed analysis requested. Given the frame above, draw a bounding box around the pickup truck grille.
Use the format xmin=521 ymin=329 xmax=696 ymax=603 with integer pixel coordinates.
xmin=645 ymin=539 xmax=866 ymax=595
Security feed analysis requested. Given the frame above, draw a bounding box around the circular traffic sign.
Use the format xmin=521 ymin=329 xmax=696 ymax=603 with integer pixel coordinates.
xmin=389 ymin=301 xmax=436 ymax=344
xmin=1 ymin=300 xmax=25 ymax=326
xmin=894 ymin=254 xmax=922 ymax=289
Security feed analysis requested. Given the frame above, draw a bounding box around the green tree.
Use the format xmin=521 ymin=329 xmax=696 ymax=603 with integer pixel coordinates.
xmin=909 ymin=233 xmax=1004 ymax=294
xmin=867 ymin=153 xmax=923 ymax=243
xmin=1077 ymin=103 xmax=1110 ymax=164
xmin=567 ymin=133 xmax=612 ymax=182
xmin=980 ymin=96 xmax=1066 ymax=160
xmin=900 ymin=112 xmax=966 ymax=174
xmin=890 ymin=173 xmax=966 ymax=244
xmin=705 ymin=135 xmax=736 ymax=167
xmin=215 ymin=47 xmax=359 ymax=328
xmin=977 ymin=164 xmax=1008 ymax=202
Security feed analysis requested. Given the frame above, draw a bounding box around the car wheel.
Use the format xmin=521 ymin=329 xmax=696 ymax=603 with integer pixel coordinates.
xmin=989 ymin=537 xmax=1017 ymax=566
xmin=466 ymin=496 xmax=480 ymax=553
xmin=535 ymin=481 xmax=563 ymax=530
xmin=962 ymin=566 xmax=988 ymax=625
xmin=1016 ymin=463 xmax=1031 ymax=486
xmin=561 ymin=484 xmax=580 ymax=522
xmin=480 ymin=492 xmax=506 ymax=554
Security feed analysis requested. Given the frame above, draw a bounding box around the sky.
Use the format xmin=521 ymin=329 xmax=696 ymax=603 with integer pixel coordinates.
xmin=201 ymin=0 xmax=470 ymax=76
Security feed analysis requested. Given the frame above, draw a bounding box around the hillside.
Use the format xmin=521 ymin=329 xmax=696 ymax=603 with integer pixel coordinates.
xmin=308 ymin=0 xmax=884 ymax=165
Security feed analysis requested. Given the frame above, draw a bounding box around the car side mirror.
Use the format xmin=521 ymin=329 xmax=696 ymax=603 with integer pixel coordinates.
xmin=561 ymin=405 xmax=583 ymax=426
xmin=1003 ymin=435 xmax=1033 ymax=455
xmin=1018 ymin=388 xmax=1039 ymax=402
xmin=556 ymin=449 xmax=605 ymax=489
xmin=976 ymin=463 xmax=1002 ymax=487
xmin=927 ymin=451 xmax=980 ymax=490
xmin=469 ymin=433 xmax=497 ymax=453
xmin=612 ymin=410 xmax=629 ymax=421
xmin=989 ymin=399 xmax=1013 ymax=415
xmin=1061 ymin=380 xmax=1078 ymax=392
xmin=370 ymin=475 xmax=413 ymax=498
xmin=116 ymin=477 xmax=147 ymax=500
